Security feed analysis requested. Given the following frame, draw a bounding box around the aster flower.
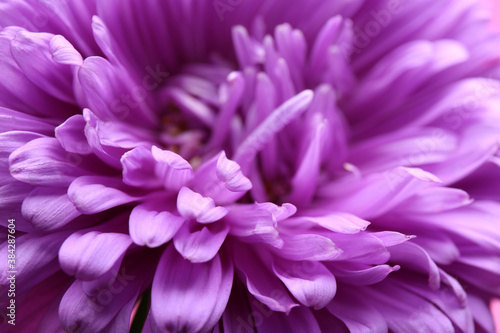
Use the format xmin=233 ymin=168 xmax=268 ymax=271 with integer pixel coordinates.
xmin=1 ymin=0 xmax=500 ymax=332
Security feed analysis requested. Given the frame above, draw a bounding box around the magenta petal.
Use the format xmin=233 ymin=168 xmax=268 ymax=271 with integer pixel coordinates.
xmin=121 ymin=146 xmax=160 ymax=188
xmin=327 ymin=288 xmax=388 ymax=333
xmin=257 ymin=306 xmax=322 ymax=333
xmin=233 ymin=245 xmax=298 ymax=313
xmin=55 ymin=115 xmax=92 ymax=155
xmin=273 ymin=258 xmax=336 ymax=309
xmin=9 ymin=137 xmax=88 ymax=187
xmin=318 ymin=167 xmax=441 ymax=219
xmin=49 ymin=35 xmax=83 ymax=66
xmin=275 ymin=233 xmax=342 ymax=261
xmin=287 ymin=118 xmax=325 ymax=206
xmin=152 ymin=146 xmax=194 ymax=191
xmin=389 ymin=242 xmax=441 ymax=290
xmin=330 ymin=264 xmax=400 ymax=286
xmin=59 ymin=230 xmax=132 ymax=280
xmin=151 ymin=246 xmax=233 ymax=333
xmin=216 ymin=150 xmax=252 ymax=192
xmin=395 ymin=187 xmax=472 ymax=214
xmin=224 ymin=203 xmax=283 ymax=247
xmin=129 ymin=200 xmax=185 ymax=248
xmin=173 ymin=221 xmax=229 ymax=263
xmin=190 ymin=152 xmax=249 ymax=205
xmin=177 ymin=186 xmax=228 ymax=223
xmin=234 ymin=90 xmax=314 ymax=170
xmin=0 ymin=233 xmax=65 ymax=297
xmin=68 ymin=176 xmax=138 ymax=214
xmin=360 ymin=282 xmax=455 ymax=333
xmin=0 ymin=107 xmax=54 ymax=134
xmin=21 ymin=186 xmax=81 ymax=231
xmin=59 ymin=278 xmax=140 ymax=333
xmin=286 ymin=213 xmax=370 ymax=234
xmin=10 ymin=30 xmax=75 ymax=103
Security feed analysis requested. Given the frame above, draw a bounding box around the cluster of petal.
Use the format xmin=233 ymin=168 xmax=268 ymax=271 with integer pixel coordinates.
xmin=1 ymin=0 xmax=500 ymax=332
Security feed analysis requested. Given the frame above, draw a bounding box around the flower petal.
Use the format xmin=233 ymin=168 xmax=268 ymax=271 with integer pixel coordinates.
xmin=68 ymin=176 xmax=138 ymax=214
xmin=129 ymin=200 xmax=185 ymax=248
xmin=152 ymin=146 xmax=193 ymax=191
xmin=151 ymin=246 xmax=232 ymax=333
xmin=10 ymin=30 xmax=75 ymax=103
xmin=9 ymin=137 xmax=88 ymax=187
xmin=55 ymin=115 xmax=93 ymax=155
xmin=233 ymin=245 xmax=298 ymax=313
xmin=173 ymin=221 xmax=229 ymax=263
xmin=22 ymin=186 xmax=81 ymax=231
xmin=49 ymin=35 xmax=83 ymax=66
xmin=216 ymin=151 xmax=252 ymax=192
xmin=273 ymin=258 xmax=336 ymax=309
xmin=275 ymin=233 xmax=342 ymax=261
xmin=59 ymin=231 xmax=132 ymax=280
xmin=234 ymin=90 xmax=314 ymax=170
xmin=176 ymin=186 xmax=228 ymax=223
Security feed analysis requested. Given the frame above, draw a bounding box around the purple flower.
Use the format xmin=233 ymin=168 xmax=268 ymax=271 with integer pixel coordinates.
xmin=1 ymin=0 xmax=500 ymax=332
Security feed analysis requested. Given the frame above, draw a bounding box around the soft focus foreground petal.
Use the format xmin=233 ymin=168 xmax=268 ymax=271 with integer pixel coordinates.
xmin=273 ymin=258 xmax=336 ymax=309
xmin=129 ymin=199 xmax=184 ymax=248
xmin=59 ymin=231 xmax=132 ymax=280
xmin=151 ymin=246 xmax=233 ymax=333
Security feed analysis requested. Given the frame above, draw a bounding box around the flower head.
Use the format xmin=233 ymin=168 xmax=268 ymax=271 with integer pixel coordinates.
xmin=2 ymin=0 xmax=500 ymax=332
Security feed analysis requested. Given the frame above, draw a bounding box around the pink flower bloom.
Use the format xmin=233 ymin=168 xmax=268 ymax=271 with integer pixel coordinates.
xmin=1 ymin=0 xmax=500 ymax=332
